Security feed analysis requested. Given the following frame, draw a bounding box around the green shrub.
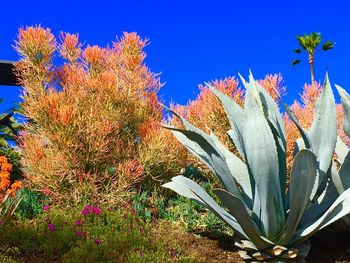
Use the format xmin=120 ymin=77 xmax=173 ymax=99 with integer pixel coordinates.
xmin=15 ymin=188 xmax=45 ymax=219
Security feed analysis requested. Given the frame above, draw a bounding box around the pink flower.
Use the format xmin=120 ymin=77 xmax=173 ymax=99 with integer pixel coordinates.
xmin=48 ymin=223 xmax=55 ymax=233
xmin=43 ymin=205 xmax=50 ymax=211
xmin=81 ymin=205 xmax=92 ymax=216
xmin=44 ymin=217 xmax=50 ymax=223
xmin=92 ymin=207 xmax=101 ymax=216
xmin=75 ymin=230 xmax=87 ymax=239
xmin=94 ymin=238 xmax=101 ymax=245
xmin=75 ymin=220 xmax=82 ymax=226
xmin=131 ymin=209 xmax=136 ymax=215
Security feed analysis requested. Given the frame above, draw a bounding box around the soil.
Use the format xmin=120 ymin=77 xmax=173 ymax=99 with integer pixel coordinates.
xmin=154 ymin=220 xmax=350 ymax=263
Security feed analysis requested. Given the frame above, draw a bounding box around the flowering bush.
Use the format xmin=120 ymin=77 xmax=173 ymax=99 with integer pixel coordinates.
xmin=0 ymin=156 xmax=23 ymax=225
xmin=15 ymin=26 xmax=188 ymax=203
xmin=0 ymin=156 xmax=22 ymax=200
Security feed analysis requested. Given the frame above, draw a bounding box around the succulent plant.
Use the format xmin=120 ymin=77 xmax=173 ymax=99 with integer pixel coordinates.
xmin=162 ymin=72 xmax=350 ymax=262
xmin=332 ymin=85 xmax=350 ymax=225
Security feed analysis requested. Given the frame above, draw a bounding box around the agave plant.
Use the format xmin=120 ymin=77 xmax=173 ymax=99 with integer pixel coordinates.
xmin=331 ymin=85 xmax=350 ymax=225
xmin=162 ymin=72 xmax=350 ymax=262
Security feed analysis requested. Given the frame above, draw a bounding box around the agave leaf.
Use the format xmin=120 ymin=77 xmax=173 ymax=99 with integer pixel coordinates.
xmin=308 ymin=73 xmax=337 ymax=195
xmin=210 ymin=132 xmax=253 ymax=205
xmin=336 ymin=84 xmax=350 ymax=138
xmin=162 ymin=105 xmax=245 ymax=198
xmin=248 ymin=70 xmax=286 ymax=144
xmin=206 ymin=84 xmax=246 ymax=161
xmin=163 ymin=125 xmax=243 ymax=199
xmin=243 ymin=86 xmax=285 ymax=238
xmin=335 ymin=136 xmax=349 ymax=164
xmin=300 ymin=178 xmax=338 ymax=226
xmin=274 ymin=88 xmax=312 ymax=150
xmin=162 ymin=176 xmax=247 ymax=239
xmin=335 ymin=153 xmax=350 ymax=192
xmin=246 ymin=71 xmax=287 ymax=202
xmin=280 ymin=150 xmax=317 ymax=245
xmin=241 ymin=71 xmax=286 ymax=147
xmin=267 ymin=118 xmax=287 ymax=207
xmin=331 ymin=163 xmax=346 ymax=194
xmin=293 ymin=188 xmax=350 ymax=243
xmin=213 ymin=189 xmax=269 ymax=249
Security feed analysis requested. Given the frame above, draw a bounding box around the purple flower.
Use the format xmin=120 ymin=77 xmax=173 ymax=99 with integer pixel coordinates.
xmin=94 ymin=238 xmax=101 ymax=245
xmin=44 ymin=217 xmax=50 ymax=223
xmin=48 ymin=223 xmax=55 ymax=233
xmin=81 ymin=205 xmax=92 ymax=216
xmin=75 ymin=230 xmax=87 ymax=239
xmin=92 ymin=206 xmax=101 ymax=216
xmin=75 ymin=220 xmax=82 ymax=226
xmin=43 ymin=205 xmax=50 ymax=211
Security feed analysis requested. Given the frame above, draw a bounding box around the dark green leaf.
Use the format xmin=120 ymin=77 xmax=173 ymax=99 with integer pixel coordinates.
xmin=292 ymin=60 xmax=301 ymax=66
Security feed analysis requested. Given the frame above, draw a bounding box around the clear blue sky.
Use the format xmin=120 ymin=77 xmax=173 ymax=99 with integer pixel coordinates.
xmin=1 ymin=1 xmax=350 ymax=111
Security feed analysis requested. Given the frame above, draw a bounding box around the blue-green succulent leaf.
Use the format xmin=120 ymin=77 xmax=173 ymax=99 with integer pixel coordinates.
xmin=308 ymin=73 xmax=337 ymax=196
xmin=207 ymin=83 xmax=246 ymax=161
xmin=280 ymin=150 xmax=317 ymax=245
xmin=274 ymin=89 xmax=312 ymax=150
xmin=213 ymin=189 xmax=270 ymax=249
xmin=336 ymin=153 xmax=350 ymax=192
xmin=335 ymin=136 xmax=349 ymax=164
xmin=293 ymin=188 xmax=350 ymax=243
xmin=163 ymin=124 xmax=243 ymax=199
xmin=335 ymin=84 xmax=350 ymax=137
xmin=243 ymin=86 xmax=285 ymax=238
xmin=210 ymin=132 xmax=253 ymax=205
xmin=248 ymin=70 xmax=286 ymax=147
xmin=299 ymin=179 xmax=338 ymax=227
xmin=162 ymin=176 xmax=247 ymax=239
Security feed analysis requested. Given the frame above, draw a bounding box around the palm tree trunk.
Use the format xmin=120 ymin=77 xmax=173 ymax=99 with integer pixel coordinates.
xmin=308 ymin=53 xmax=315 ymax=84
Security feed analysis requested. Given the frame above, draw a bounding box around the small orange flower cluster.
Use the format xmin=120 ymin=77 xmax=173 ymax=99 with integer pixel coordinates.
xmin=0 ymin=156 xmax=22 ymax=200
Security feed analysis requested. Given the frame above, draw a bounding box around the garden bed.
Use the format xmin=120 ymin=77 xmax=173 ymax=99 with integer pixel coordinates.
xmin=1 ymin=218 xmax=349 ymax=262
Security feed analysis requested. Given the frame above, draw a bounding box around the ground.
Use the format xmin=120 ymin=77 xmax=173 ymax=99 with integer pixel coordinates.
xmin=1 ymin=219 xmax=350 ymax=262
xmin=155 ymin=220 xmax=350 ymax=263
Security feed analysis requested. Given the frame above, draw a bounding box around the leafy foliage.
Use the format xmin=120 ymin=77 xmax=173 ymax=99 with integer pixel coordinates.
xmin=15 ymin=188 xmax=44 ymax=219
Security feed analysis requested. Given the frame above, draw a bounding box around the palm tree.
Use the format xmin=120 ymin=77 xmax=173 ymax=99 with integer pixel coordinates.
xmin=292 ymin=32 xmax=334 ymax=84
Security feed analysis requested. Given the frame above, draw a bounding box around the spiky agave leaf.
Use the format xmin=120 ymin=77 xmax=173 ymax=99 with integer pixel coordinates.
xmin=162 ymin=71 xmax=349 ymax=262
xmin=308 ymin=73 xmax=337 ymax=196
xmin=330 ymin=84 xmax=350 ymax=225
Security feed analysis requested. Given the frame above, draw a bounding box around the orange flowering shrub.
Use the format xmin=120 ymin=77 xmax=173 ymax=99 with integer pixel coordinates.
xmin=0 ymin=156 xmax=22 ymax=200
xmin=15 ymin=26 xmax=187 ymax=204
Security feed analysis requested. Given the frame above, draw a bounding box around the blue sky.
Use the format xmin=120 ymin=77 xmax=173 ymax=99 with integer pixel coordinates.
xmin=1 ymin=1 xmax=350 ymax=111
